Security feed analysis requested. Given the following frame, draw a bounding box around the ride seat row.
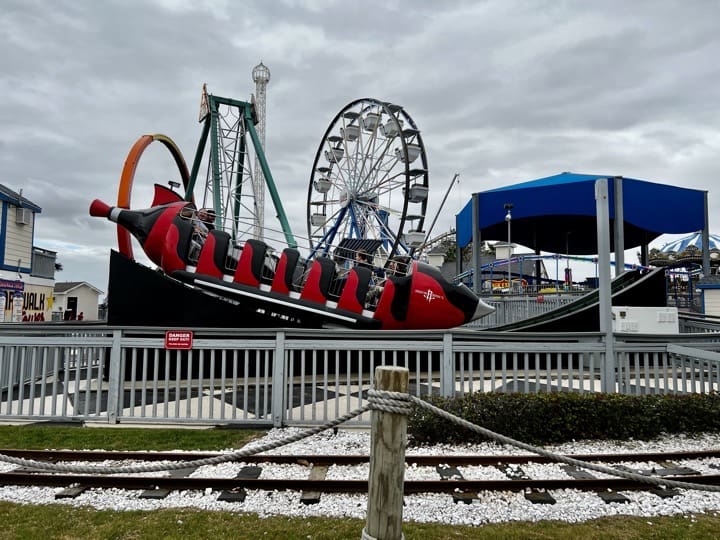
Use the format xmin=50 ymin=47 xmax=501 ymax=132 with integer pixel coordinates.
xmin=300 ymin=256 xmax=372 ymax=313
xmin=189 ymin=224 xmax=373 ymax=314
xmin=193 ymin=232 xmax=304 ymax=294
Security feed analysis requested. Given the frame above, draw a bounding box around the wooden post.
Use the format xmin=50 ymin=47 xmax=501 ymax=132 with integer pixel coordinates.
xmin=363 ymin=366 xmax=408 ymax=540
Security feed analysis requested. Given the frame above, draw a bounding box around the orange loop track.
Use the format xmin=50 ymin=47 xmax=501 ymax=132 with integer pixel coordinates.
xmin=117 ymin=134 xmax=191 ymax=259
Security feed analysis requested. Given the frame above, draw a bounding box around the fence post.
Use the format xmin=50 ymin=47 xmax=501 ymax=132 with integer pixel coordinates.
xmin=271 ymin=331 xmax=286 ymax=427
xmin=106 ymin=329 xmax=123 ymax=424
xmin=441 ymin=333 xmax=454 ymax=397
xmin=363 ymin=366 xmax=408 ymax=540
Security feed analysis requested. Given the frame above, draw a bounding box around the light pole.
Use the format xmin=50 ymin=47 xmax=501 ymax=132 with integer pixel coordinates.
xmin=565 ymin=231 xmax=572 ymax=290
xmin=504 ymin=203 xmax=513 ymax=292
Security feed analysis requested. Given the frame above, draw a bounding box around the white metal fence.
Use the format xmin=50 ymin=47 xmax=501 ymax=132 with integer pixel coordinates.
xmin=1 ymin=325 xmax=720 ymax=427
xmin=465 ymin=295 xmax=578 ymax=329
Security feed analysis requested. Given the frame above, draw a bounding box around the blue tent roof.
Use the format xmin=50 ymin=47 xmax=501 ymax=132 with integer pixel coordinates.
xmin=456 ymin=172 xmax=706 ymax=255
xmin=659 ymin=232 xmax=720 ymax=253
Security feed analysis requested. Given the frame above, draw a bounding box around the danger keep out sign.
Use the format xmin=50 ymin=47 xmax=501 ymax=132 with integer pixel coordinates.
xmin=165 ymin=330 xmax=193 ymax=350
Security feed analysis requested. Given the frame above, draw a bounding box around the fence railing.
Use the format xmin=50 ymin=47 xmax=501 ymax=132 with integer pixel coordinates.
xmin=679 ymin=315 xmax=720 ymax=334
xmin=1 ymin=324 xmax=720 ymax=427
xmin=470 ymin=292 xmax=704 ymax=330
xmin=468 ymin=295 xmax=578 ymax=329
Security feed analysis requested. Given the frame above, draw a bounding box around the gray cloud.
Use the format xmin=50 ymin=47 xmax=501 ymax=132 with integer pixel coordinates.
xmin=1 ymin=0 xmax=718 ymax=293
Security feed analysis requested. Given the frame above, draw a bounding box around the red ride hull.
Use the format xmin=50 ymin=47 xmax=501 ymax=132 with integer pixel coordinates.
xmin=91 ymin=197 xmax=494 ymax=330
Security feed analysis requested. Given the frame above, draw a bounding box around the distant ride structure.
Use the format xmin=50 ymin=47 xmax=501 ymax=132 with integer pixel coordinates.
xmin=251 ymin=61 xmax=270 ymax=241
xmin=658 ymin=232 xmax=720 ymax=255
xmin=186 ymin=83 xmax=296 ymax=249
xmin=116 ymin=85 xmax=296 ymax=258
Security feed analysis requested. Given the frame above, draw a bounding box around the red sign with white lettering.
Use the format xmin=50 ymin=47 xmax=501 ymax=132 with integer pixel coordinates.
xmin=165 ymin=330 xmax=193 ymax=350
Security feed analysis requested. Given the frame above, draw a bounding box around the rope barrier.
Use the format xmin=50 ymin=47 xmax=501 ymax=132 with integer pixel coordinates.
xmin=408 ymin=395 xmax=720 ymax=493
xmin=367 ymin=388 xmax=412 ymax=415
xmin=0 ymin=389 xmax=718 ymax=494
xmin=0 ymin=406 xmax=371 ymax=474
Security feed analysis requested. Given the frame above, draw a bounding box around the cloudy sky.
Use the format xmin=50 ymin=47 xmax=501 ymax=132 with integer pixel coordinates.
xmin=2 ymin=0 xmax=719 ymax=295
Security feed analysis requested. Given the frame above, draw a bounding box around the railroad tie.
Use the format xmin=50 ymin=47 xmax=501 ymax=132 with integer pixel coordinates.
xmin=55 ymin=485 xmax=89 ymax=499
xmin=300 ymin=464 xmax=329 ymax=505
xmin=436 ymin=464 xmax=476 ymax=504
xmin=653 ymin=460 xmax=700 ymax=477
xmin=140 ymin=466 xmax=198 ymax=499
xmin=650 ymin=459 xmax=698 ymax=498
xmin=615 ymin=463 xmax=687 ymax=499
xmin=217 ymin=465 xmax=262 ymax=503
xmin=561 ymin=465 xmax=630 ymax=504
xmin=496 ymin=464 xmax=556 ymax=504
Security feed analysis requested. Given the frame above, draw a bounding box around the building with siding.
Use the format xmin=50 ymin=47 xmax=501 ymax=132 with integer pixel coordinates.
xmin=697 ymin=274 xmax=720 ymax=317
xmin=0 ymin=185 xmax=56 ymax=321
xmin=52 ymin=281 xmax=103 ymax=321
xmin=0 ymin=185 xmax=104 ymax=322
xmin=0 ymin=185 xmax=40 ymax=276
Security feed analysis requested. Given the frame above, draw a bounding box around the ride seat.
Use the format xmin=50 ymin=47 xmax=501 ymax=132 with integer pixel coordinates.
xmin=337 ymin=266 xmax=372 ymax=313
xmin=233 ymin=239 xmax=268 ymax=287
xmin=160 ymin=213 xmax=195 ymax=273
xmin=195 ymin=230 xmax=231 ymax=278
xmin=300 ymin=257 xmax=337 ymax=304
xmin=261 ymin=253 xmax=277 ymax=285
xmin=271 ymin=248 xmax=301 ymax=295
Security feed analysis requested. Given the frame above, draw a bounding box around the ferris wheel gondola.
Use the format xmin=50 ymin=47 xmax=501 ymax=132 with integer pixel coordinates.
xmin=307 ymin=98 xmax=429 ymax=267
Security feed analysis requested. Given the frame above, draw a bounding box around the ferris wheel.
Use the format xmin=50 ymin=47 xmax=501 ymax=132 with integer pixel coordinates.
xmin=306 ymin=98 xmax=429 ymax=266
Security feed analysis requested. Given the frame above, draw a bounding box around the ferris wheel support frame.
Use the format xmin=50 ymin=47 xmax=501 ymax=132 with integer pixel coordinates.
xmin=308 ymin=205 xmax=350 ymax=261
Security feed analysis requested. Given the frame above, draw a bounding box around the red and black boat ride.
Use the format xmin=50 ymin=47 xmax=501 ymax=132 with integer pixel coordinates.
xmin=91 ymin=185 xmax=494 ymax=330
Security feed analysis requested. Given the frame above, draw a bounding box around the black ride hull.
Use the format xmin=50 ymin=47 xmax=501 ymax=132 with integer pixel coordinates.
xmin=107 ymin=250 xmax=380 ymax=329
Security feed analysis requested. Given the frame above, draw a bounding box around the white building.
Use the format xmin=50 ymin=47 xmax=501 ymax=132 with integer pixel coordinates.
xmin=0 ymin=184 xmax=103 ymax=322
xmin=52 ymin=282 xmax=103 ymax=321
xmin=0 ymin=185 xmax=55 ymax=321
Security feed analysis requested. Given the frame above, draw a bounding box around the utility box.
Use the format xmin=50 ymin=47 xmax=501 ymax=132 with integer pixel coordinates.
xmin=495 ymin=242 xmax=514 ymax=260
xmin=611 ymin=306 xmax=679 ymax=334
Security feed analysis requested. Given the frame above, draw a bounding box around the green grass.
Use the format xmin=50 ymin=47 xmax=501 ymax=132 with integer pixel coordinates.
xmin=1 ymin=503 xmax=718 ymax=540
xmin=0 ymin=425 xmax=719 ymax=539
xmin=0 ymin=424 xmax=262 ymax=451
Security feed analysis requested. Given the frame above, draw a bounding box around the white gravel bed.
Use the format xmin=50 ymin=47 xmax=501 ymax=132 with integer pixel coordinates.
xmin=0 ymin=428 xmax=719 ymax=526
xmin=325 ymin=463 xmax=369 ymax=480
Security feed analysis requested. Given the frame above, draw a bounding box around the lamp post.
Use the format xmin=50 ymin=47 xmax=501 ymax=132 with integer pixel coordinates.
xmin=565 ymin=231 xmax=572 ymax=290
xmin=504 ymin=203 xmax=513 ymax=292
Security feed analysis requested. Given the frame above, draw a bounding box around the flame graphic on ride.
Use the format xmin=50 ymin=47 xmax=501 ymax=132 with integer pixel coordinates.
xmin=416 ymin=288 xmax=445 ymax=303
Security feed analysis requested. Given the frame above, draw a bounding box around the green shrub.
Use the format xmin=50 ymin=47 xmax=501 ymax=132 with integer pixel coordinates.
xmin=408 ymin=391 xmax=720 ymax=446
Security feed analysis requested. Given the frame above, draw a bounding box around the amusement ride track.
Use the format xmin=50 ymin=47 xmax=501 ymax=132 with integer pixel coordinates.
xmin=2 ymin=449 xmax=719 ymax=498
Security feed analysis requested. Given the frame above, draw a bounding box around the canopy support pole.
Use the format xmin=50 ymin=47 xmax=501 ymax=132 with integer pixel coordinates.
xmin=596 ymin=178 xmax=615 ymax=393
xmin=613 ymin=176 xmax=624 ymax=276
xmin=640 ymin=244 xmax=648 ymax=267
xmin=703 ymin=192 xmax=710 ymax=277
xmin=472 ymin=193 xmax=481 ymax=294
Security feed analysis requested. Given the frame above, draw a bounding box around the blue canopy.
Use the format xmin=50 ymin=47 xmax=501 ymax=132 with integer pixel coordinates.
xmin=456 ymin=172 xmax=706 ymax=255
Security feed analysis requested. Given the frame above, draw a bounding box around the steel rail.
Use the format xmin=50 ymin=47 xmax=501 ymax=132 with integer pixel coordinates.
xmin=2 ymin=448 xmax=719 ymax=466
xmin=1 ymin=472 xmax=720 ymax=494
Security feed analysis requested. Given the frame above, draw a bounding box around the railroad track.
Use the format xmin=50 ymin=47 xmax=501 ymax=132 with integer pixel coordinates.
xmin=1 ymin=449 xmax=719 ymax=504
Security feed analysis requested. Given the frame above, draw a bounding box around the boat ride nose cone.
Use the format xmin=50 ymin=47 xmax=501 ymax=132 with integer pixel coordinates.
xmin=89 ymin=199 xmax=112 ymax=217
xmin=471 ymin=298 xmax=496 ymax=321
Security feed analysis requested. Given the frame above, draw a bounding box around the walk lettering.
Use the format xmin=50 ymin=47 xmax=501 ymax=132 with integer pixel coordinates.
xmin=22 ymin=292 xmax=45 ymax=311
